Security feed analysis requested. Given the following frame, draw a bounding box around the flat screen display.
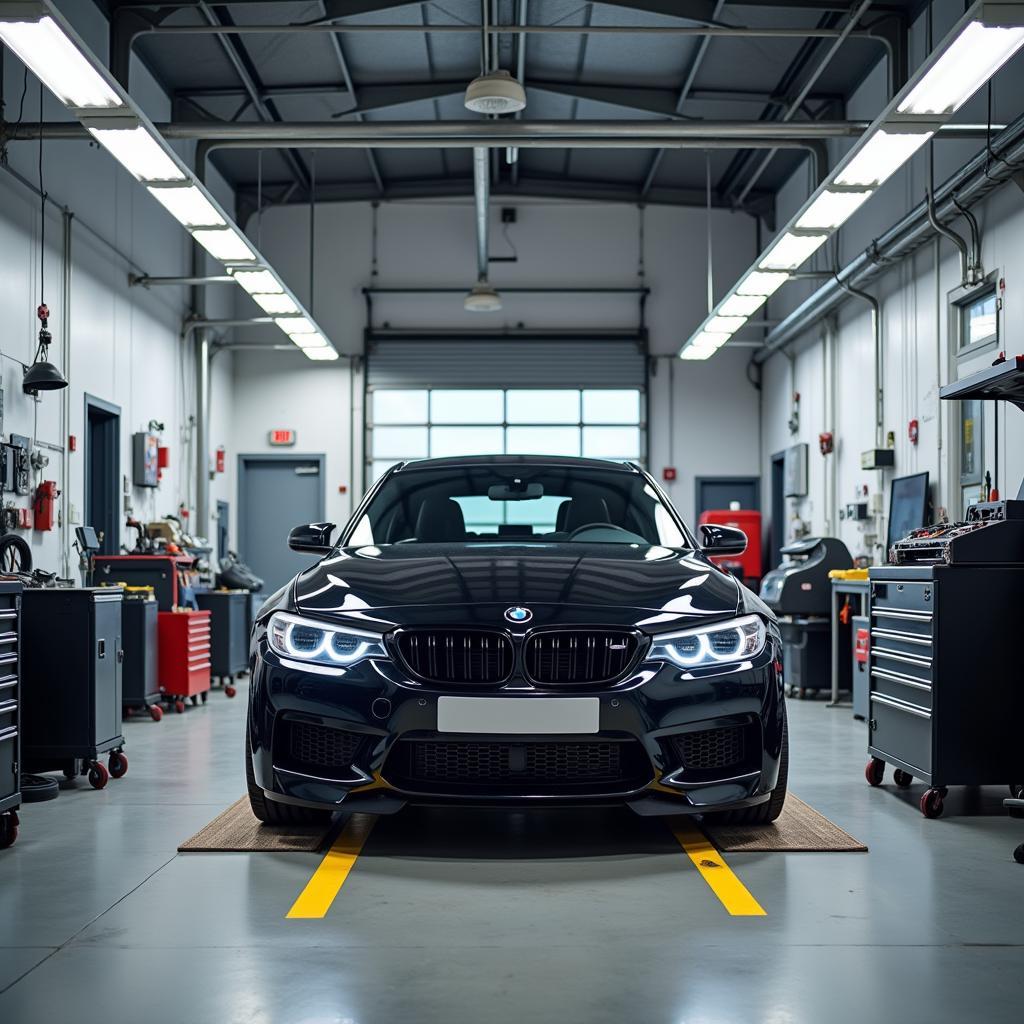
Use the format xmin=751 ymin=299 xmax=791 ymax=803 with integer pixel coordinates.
xmin=887 ymin=472 xmax=930 ymax=553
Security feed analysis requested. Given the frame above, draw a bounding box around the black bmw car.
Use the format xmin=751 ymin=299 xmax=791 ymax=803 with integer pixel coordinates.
xmin=246 ymin=455 xmax=787 ymax=825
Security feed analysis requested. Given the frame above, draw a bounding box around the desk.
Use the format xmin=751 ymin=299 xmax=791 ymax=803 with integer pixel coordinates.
xmin=829 ymin=577 xmax=870 ymax=706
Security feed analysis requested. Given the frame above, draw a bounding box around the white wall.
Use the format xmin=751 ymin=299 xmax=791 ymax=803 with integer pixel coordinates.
xmin=0 ymin=0 xmax=236 ymax=572
xmin=228 ymin=199 xmax=763 ymax=529
xmin=757 ymin=0 xmax=1024 ymax=561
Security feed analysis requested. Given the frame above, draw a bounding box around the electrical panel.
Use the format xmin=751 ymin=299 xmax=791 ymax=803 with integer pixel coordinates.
xmin=783 ymin=443 xmax=809 ymax=498
xmin=8 ymin=435 xmax=30 ymax=495
xmin=133 ymin=432 xmax=160 ymax=488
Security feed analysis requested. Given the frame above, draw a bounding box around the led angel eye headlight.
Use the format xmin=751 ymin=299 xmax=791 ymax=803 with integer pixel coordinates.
xmin=267 ymin=612 xmax=383 ymax=667
xmin=651 ymin=615 xmax=767 ymax=669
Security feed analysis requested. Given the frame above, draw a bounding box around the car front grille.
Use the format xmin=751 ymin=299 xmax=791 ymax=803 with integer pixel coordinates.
xmin=285 ymin=721 xmax=364 ymax=769
xmin=524 ymin=630 xmax=640 ymax=685
xmin=673 ymin=725 xmax=746 ymax=770
xmin=384 ymin=738 xmax=651 ymax=794
xmin=395 ymin=630 xmax=513 ymax=685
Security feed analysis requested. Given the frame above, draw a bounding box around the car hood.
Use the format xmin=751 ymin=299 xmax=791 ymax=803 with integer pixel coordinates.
xmin=292 ymin=542 xmax=743 ymax=631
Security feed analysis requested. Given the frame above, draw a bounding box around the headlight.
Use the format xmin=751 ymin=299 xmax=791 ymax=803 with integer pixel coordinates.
xmin=267 ymin=611 xmax=385 ymax=667
xmin=650 ymin=614 xmax=767 ymax=668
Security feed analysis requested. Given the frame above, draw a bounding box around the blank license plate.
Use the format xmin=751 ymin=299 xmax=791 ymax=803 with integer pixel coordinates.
xmin=437 ymin=696 xmax=600 ymax=735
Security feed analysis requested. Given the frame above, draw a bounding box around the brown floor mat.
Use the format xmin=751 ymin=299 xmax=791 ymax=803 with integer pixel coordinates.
xmin=703 ymin=794 xmax=867 ymax=852
xmin=178 ymin=797 xmax=333 ymax=853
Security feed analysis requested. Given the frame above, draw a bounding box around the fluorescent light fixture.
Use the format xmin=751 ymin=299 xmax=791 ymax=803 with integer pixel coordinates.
xmin=291 ymin=332 xmax=329 ymax=350
xmin=191 ymin=227 xmax=257 ymax=262
xmin=276 ymin=316 xmax=316 ymax=334
xmin=705 ymin=316 xmax=746 ymax=335
xmin=146 ymin=185 xmax=225 ymax=227
xmin=736 ymin=271 xmax=790 ymax=297
xmin=229 ymin=268 xmax=282 ymax=294
xmin=718 ymin=293 xmax=767 ymax=317
xmin=304 ymin=347 xmax=340 ymax=361
xmin=834 ymin=129 xmax=932 ymax=188
xmin=795 ymin=188 xmax=874 ymax=231
xmin=87 ymin=125 xmax=186 ymax=182
xmin=0 ymin=16 xmax=124 ymax=110
xmin=681 ymin=331 xmax=731 ymax=360
xmin=898 ymin=20 xmax=1024 ymax=116
xmin=759 ymin=231 xmax=829 ymax=271
xmin=252 ymin=293 xmax=300 ymax=315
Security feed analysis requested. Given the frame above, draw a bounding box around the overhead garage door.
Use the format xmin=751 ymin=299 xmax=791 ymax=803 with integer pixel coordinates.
xmin=365 ymin=338 xmax=647 ymax=485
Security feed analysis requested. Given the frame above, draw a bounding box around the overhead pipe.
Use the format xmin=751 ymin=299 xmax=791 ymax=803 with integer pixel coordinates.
xmin=473 ymin=147 xmax=490 ymax=282
xmin=926 ymin=188 xmax=974 ymax=287
xmin=835 ymin=276 xmax=883 ymax=449
xmin=754 ymin=111 xmax=1024 ymax=362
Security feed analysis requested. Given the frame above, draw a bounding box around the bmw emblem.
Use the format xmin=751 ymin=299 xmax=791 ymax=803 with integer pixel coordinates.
xmin=505 ymin=606 xmax=532 ymax=624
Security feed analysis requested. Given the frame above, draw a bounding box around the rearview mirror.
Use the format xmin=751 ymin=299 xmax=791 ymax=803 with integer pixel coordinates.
xmin=699 ymin=523 xmax=748 ymax=556
xmin=288 ymin=522 xmax=337 ymax=554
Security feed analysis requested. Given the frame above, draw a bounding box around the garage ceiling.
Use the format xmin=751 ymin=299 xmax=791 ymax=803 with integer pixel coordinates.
xmin=99 ymin=0 xmax=922 ymax=222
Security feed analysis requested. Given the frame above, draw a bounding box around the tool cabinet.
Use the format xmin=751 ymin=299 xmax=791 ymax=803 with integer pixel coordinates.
xmin=0 ymin=581 xmax=22 ymax=847
xmin=157 ymin=609 xmax=212 ymax=711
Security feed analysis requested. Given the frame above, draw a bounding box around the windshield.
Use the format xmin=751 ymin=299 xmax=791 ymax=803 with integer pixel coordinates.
xmin=346 ymin=464 xmax=691 ymax=547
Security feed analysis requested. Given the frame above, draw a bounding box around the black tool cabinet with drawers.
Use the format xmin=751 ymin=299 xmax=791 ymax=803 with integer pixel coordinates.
xmin=0 ymin=581 xmax=22 ymax=848
xmin=866 ymin=565 xmax=1024 ymax=818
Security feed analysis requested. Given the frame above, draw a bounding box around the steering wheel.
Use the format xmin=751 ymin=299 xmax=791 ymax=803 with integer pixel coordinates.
xmin=566 ymin=523 xmax=633 ymax=541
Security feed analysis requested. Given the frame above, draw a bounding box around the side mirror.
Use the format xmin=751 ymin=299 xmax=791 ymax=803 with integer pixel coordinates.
xmin=288 ymin=522 xmax=337 ymax=554
xmin=700 ymin=523 xmax=748 ymax=557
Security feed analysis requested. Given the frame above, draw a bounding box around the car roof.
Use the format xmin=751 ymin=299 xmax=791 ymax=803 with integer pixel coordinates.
xmin=392 ymin=455 xmax=640 ymax=474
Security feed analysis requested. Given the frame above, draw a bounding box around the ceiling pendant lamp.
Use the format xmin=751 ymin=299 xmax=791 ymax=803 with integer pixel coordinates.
xmin=464 ymin=280 xmax=502 ymax=312
xmin=23 ymin=304 xmax=68 ymax=394
xmin=464 ymin=70 xmax=526 ymax=114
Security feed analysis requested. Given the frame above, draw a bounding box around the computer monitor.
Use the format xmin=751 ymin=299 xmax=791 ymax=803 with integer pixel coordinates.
xmin=887 ymin=472 xmax=930 ymax=552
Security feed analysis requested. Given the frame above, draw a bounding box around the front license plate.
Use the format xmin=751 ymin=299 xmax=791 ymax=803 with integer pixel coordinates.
xmin=437 ymin=696 xmax=600 ymax=735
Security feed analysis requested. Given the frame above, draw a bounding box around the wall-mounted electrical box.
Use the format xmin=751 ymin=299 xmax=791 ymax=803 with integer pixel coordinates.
xmin=783 ymin=443 xmax=808 ymax=497
xmin=133 ymin=432 xmax=160 ymax=487
xmin=861 ymin=448 xmax=895 ymax=470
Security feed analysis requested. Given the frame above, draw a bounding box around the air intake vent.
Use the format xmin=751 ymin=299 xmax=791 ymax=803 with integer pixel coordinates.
xmin=524 ymin=630 xmax=640 ymax=685
xmin=287 ymin=721 xmax=364 ymax=769
xmin=674 ymin=725 xmax=746 ymax=770
xmin=395 ymin=630 xmax=513 ymax=685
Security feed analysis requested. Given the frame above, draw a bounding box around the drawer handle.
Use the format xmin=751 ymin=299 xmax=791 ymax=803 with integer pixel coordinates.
xmin=872 ymin=646 xmax=932 ymax=667
xmin=870 ymin=668 xmax=932 ymax=692
xmin=190 ymin=662 xmax=212 ymax=674
xmin=0 ymin=653 xmax=19 ymax=666
xmin=872 ymin=609 xmax=932 ymax=622
xmin=0 ymin=725 xmax=17 ymax=742
xmin=870 ymin=628 xmax=932 ymax=648
xmin=870 ymin=692 xmax=931 ymax=719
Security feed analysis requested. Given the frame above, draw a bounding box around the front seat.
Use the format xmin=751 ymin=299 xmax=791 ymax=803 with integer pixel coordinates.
xmin=414 ymin=497 xmax=466 ymax=542
xmin=563 ymin=496 xmax=611 ymax=534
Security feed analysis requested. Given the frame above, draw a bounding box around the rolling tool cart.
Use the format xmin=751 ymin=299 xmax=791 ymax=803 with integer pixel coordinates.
xmin=157 ymin=609 xmax=212 ymax=713
xmin=760 ymin=537 xmax=853 ymax=698
xmin=20 ymin=587 xmax=128 ymax=790
xmin=194 ymin=590 xmax=248 ymax=696
xmin=865 ymin=356 xmax=1024 ymax=818
xmin=121 ymin=588 xmax=162 ymax=721
xmin=0 ymin=581 xmax=22 ymax=848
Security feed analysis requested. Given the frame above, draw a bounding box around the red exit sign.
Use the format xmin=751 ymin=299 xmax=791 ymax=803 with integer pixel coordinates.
xmin=268 ymin=429 xmax=296 ymax=446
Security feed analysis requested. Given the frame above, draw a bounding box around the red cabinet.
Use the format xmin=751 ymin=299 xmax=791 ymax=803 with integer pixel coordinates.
xmin=157 ymin=610 xmax=212 ymax=704
xmin=698 ymin=509 xmax=763 ymax=586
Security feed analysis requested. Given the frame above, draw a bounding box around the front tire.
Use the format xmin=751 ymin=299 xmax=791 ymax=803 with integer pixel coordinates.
xmin=705 ymin=708 xmax=789 ymax=826
xmin=245 ymin=730 xmax=332 ymax=827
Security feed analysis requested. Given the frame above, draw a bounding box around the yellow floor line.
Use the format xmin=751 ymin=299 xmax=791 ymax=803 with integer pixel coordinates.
xmin=670 ymin=821 xmax=766 ymax=917
xmin=286 ymin=814 xmax=376 ymax=919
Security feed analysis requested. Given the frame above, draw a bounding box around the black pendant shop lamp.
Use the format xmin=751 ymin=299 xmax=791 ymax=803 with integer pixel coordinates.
xmin=23 ymin=107 xmax=68 ymax=397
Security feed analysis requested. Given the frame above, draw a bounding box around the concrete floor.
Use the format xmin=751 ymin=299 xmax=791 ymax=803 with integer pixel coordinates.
xmin=1 ymin=686 xmax=1021 ymax=1024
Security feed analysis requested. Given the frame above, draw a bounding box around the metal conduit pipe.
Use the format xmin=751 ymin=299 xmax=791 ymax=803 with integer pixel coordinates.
xmin=754 ymin=112 xmax=1024 ymax=362
xmin=835 ymin=276 xmax=883 ymax=449
xmin=926 ymin=188 xmax=971 ymax=286
xmin=473 ymin=146 xmax=489 ymax=282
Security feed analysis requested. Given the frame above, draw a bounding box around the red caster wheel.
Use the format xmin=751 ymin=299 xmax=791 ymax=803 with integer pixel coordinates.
xmin=174 ymin=699 xmax=185 ymax=714
xmin=893 ymin=769 xmax=913 ymax=788
xmin=149 ymin=704 xmax=163 ymax=722
xmin=865 ymin=757 xmax=885 ymax=787
xmin=108 ymin=751 xmax=128 ymax=779
xmin=124 ymin=706 xmax=134 ymax=718
xmin=0 ymin=810 xmax=19 ymax=849
xmin=920 ymin=788 xmax=944 ymax=818
xmin=225 ymin=685 xmax=237 ymax=698
xmin=88 ymin=762 xmax=110 ymax=790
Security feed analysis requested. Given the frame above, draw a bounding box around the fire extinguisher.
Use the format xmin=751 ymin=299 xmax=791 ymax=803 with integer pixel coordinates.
xmin=33 ymin=480 xmax=60 ymax=531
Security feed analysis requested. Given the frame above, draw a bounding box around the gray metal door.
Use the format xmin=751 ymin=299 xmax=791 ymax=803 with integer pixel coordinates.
xmin=238 ymin=455 xmax=326 ymax=595
xmin=695 ymin=477 xmax=761 ymax=519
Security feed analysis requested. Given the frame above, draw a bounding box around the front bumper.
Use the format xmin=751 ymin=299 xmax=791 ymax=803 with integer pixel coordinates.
xmin=248 ymin=631 xmax=784 ymax=816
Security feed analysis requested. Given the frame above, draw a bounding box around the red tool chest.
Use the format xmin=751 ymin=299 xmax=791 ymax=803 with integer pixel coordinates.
xmin=157 ymin=610 xmax=212 ymax=711
xmin=698 ymin=508 xmax=763 ymax=586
